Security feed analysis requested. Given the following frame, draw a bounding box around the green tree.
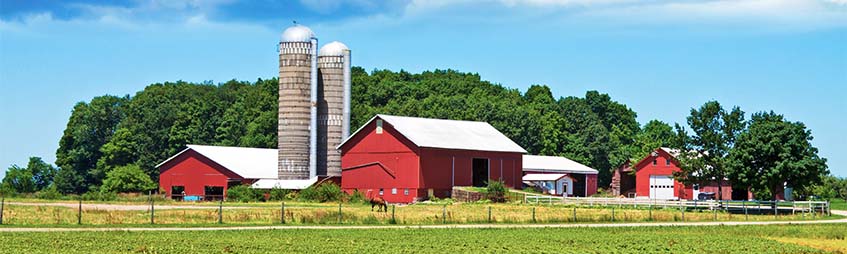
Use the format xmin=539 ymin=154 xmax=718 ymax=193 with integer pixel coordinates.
xmin=1 ymin=157 xmax=57 ymax=193
xmin=632 ymin=120 xmax=678 ymax=160
xmin=676 ymin=101 xmax=745 ymax=200
xmin=726 ymin=111 xmax=828 ymax=200
xmin=100 ymin=164 xmax=157 ymax=193
xmin=55 ymin=95 xmax=128 ymax=191
xmin=2 ymin=165 xmax=34 ymax=193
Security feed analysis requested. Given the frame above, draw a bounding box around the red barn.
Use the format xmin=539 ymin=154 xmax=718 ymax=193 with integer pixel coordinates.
xmin=338 ymin=115 xmax=527 ymax=203
xmin=625 ymin=147 xmax=751 ymax=200
xmin=157 ymin=145 xmax=278 ymax=200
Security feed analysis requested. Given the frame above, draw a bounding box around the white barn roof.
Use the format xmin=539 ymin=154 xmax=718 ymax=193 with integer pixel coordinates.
xmin=156 ymin=145 xmax=278 ymax=179
xmin=339 ymin=114 xmax=527 ymax=153
xmin=522 ymin=155 xmax=599 ymax=174
xmin=523 ymin=173 xmax=569 ymax=181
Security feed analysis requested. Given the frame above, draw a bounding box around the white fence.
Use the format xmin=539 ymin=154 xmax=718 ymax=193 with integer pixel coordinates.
xmin=522 ymin=195 xmax=831 ymax=215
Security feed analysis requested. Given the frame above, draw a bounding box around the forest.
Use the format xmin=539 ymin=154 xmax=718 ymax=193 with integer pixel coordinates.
xmin=1 ymin=67 xmax=837 ymax=200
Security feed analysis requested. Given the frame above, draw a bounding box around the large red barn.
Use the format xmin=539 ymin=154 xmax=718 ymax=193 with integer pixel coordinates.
xmin=338 ymin=115 xmax=527 ymax=203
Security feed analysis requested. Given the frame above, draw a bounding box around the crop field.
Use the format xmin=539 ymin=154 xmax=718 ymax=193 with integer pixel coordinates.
xmin=0 ymin=224 xmax=844 ymax=253
xmin=0 ymin=201 xmax=835 ymax=227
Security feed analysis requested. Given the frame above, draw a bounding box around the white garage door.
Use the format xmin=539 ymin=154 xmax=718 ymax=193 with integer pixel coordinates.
xmin=649 ymin=175 xmax=675 ymax=200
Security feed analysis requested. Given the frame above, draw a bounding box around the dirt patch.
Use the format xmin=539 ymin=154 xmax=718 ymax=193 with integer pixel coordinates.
xmin=769 ymin=237 xmax=847 ymax=253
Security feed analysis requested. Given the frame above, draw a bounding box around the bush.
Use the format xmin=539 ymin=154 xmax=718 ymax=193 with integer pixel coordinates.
xmin=226 ymin=185 xmax=264 ymax=202
xmin=347 ymin=190 xmax=367 ymax=204
xmin=100 ymin=164 xmax=156 ymax=194
xmin=486 ymin=180 xmax=506 ymax=203
xmin=34 ymin=185 xmax=63 ymax=200
xmin=268 ymin=188 xmax=290 ymax=201
xmin=82 ymin=191 xmax=117 ymax=201
xmin=299 ymin=182 xmax=343 ymax=202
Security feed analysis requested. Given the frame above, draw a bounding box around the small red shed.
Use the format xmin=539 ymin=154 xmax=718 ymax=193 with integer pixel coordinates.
xmin=157 ymin=145 xmax=278 ymax=200
xmin=522 ymin=155 xmax=599 ymax=197
xmin=338 ymin=115 xmax=527 ymax=203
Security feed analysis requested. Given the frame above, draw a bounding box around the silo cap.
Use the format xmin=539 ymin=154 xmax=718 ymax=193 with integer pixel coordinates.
xmin=319 ymin=41 xmax=349 ymax=56
xmin=281 ymin=24 xmax=315 ymax=42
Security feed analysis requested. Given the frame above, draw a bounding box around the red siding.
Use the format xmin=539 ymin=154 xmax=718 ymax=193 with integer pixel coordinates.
xmin=634 ymin=148 xmax=743 ymax=200
xmin=340 ymin=116 xmax=524 ymax=203
xmin=585 ymin=174 xmax=598 ymax=196
xmin=158 ymin=150 xmax=243 ymax=198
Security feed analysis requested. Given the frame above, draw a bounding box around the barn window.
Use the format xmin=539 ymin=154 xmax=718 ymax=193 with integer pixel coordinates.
xmin=404 ymin=189 xmax=409 ymax=195
xmin=379 ymin=188 xmax=384 ymax=196
xmin=376 ymin=119 xmax=383 ymax=134
xmin=653 ymin=159 xmax=657 ymax=165
xmin=391 ymin=188 xmax=397 ymax=195
xmin=666 ymin=159 xmax=671 ymax=166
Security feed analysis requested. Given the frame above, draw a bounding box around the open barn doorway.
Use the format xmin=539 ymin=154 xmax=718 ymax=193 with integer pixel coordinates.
xmin=472 ymin=158 xmax=489 ymax=187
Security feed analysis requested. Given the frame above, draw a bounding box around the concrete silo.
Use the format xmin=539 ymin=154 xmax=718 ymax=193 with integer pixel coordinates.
xmin=278 ymin=25 xmax=318 ymax=180
xmin=317 ymin=41 xmax=351 ymax=177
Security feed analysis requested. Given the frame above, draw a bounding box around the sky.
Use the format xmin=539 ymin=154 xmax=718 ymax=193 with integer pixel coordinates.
xmin=0 ymin=0 xmax=845 ymax=179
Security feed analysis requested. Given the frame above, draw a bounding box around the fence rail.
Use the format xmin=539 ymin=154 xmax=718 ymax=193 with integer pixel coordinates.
xmin=522 ymin=195 xmax=831 ymax=215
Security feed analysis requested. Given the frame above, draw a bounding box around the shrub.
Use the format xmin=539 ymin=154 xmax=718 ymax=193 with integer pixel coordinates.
xmin=299 ymin=182 xmax=343 ymax=202
xmin=100 ymin=164 xmax=156 ymax=193
xmin=82 ymin=191 xmax=117 ymax=201
xmin=348 ymin=190 xmax=367 ymax=204
xmin=486 ymin=180 xmax=506 ymax=203
xmin=34 ymin=185 xmax=63 ymax=200
xmin=268 ymin=188 xmax=290 ymax=201
xmin=226 ymin=185 xmax=264 ymax=202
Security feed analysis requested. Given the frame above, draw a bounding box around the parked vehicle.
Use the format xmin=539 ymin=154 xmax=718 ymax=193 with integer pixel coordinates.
xmin=698 ymin=192 xmax=716 ymax=200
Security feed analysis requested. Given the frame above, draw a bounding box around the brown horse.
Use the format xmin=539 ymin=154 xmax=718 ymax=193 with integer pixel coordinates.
xmin=370 ymin=197 xmax=388 ymax=212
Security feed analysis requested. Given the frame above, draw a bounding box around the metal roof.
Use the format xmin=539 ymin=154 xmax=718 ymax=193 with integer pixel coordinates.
xmin=281 ymin=24 xmax=315 ymax=42
xmin=319 ymin=41 xmax=348 ymax=56
xmin=251 ymin=178 xmax=318 ymax=190
xmin=338 ymin=114 xmax=527 ymax=153
xmin=156 ymin=145 xmax=278 ymax=179
xmin=523 ymin=173 xmax=569 ymax=181
xmin=522 ymin=155 xmax=599 ymax=174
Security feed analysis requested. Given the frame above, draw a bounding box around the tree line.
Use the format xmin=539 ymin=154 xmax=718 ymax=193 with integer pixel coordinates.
xmin=1 ymin=67 xmax=837 ymax=200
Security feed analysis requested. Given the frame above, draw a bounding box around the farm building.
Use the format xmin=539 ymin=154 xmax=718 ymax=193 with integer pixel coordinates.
xmin=610 ymin=147 xmax=752 ymax=200
xmin=338 ymin=114 xmax=527 ymax=203
xmin=522 ymin=155 xmax=598 ymax=197
xmin=157 ymin=145 xmax=280 ymax=200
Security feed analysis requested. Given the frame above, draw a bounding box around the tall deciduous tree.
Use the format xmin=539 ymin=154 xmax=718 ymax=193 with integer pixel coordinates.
xmin=676 ymin=101 xmax=745 ymax=199
xmin=1 ymin=157 xmax=56 ymax=193
xmin=55 ymin=95 xmax=128 ymax=191
xmin=726 ymin=111 xmax=828 ymax=200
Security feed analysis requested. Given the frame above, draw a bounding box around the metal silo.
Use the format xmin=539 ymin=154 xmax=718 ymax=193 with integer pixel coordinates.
xmin=317 ymin=41 xmax=350 ymax=177
xmin=278 ymin=24 xmax=318 ymax=180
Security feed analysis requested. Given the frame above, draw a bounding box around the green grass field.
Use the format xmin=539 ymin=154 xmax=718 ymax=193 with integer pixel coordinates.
xmin=0 ymin=201 xmax=837 ymax=227
xmin=0 ymin=224 xmax=844 ymax=253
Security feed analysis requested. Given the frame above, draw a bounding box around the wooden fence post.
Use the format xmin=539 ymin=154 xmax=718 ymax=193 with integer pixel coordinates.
xmin=713 ymin=206 xmax=717 ymax=221
xmin=338 ymin=203 xmax=342 ymax=224
xmin=680 ymin=204 xmax=685 ymax=221
xmin=77 ymin=199 xmax=82 ymax=225
xmin=150 ymin=191 xmax=155 ymax=225
xmin=488 ymin=206 xmax=492 ymax=223
xmin=442 ymin=205 xmax=447 ymax=224
xmin=281 ymin=202 xmax=285 ymax=224
xmin=0 ymin=196 xmax=4 ymax=225
xmin=572 ymin=206 xmax=577 ymax=222
xmin=391 ymin=205 xmax=396 ymax=224
xmin=743 ymin=201 xmax=748 ymax=221
xmin=218 ymin=199 xmax=223 ymax=224
xmin=648 ymin=204 xmax=652 ymax=221
xmin=611 ymin=207 xmax=615 ymax=222
xmin=531 ymin=207 xmax=536 ymax=223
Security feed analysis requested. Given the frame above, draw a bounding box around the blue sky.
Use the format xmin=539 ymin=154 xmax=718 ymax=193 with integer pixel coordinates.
xmin=1 ymin=0 xmax=845 ymax=179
